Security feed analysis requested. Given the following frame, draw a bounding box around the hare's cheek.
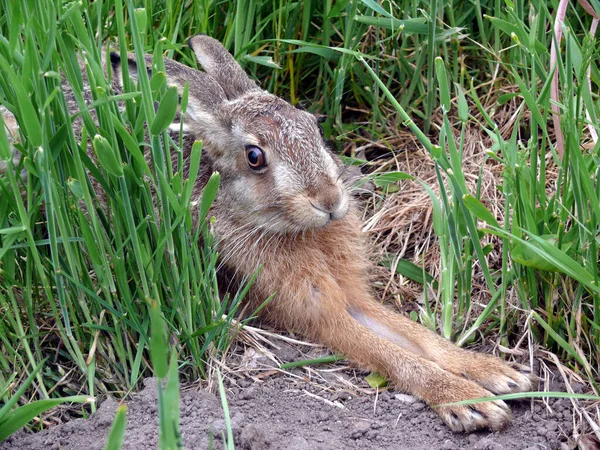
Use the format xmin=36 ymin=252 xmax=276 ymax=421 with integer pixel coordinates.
xmin=227 ymin=173 xmax=275 ymax=211
xmin=250 ymin=175 xmax=276 ymax=204
xmin=229 ymin=179 xmax=255 ymax=206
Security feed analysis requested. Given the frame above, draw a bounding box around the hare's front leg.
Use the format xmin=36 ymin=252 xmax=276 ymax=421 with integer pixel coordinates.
xmin=262 ymin=272 xmax=512 ymax=431
xmin=315 ymin=305 xmax=513 ymax=432
xmin=349 ymin=298 xmax=534 ymax=396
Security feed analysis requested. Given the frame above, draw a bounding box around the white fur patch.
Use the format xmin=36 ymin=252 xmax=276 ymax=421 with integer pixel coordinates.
xmin=241 ymin=132 xmax=261 ymax=146
xmin=323 ymin=148 xmax=339 ymax=181
xmin=185 ymin=107 xmax=213 ymax=125
xmin=349 ymin=309 xmax=424 ymax=356
xmin=332 ymin=188 xmax=349 ymax=219
xmin=274 ymin=162 xmax=301 ymax=194
xmin=193 ymin=53 xmax=215 ymax=75
xmin=168 ymin=122 xmax=192 ymax=133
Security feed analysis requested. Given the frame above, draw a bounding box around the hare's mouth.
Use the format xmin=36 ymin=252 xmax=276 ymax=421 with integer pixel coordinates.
xmin=241 ymin=190 xmax=349 ymax=234
xmin=309 ymin=200 xmax=348 ymax=222
xmin=309 ymin=187 xmax=349 ymax=220
xmin=310 ymin=201 xmax=334 ymax=219
xmin=285 ymin=192 xmax=349 ymax=230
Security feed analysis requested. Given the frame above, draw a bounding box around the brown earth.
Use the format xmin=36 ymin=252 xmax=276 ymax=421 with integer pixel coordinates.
xmin=3 ymin=366 xmax=578 ymax=450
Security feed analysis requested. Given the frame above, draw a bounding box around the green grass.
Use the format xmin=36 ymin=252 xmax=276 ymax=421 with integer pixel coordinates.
xmin=0 ymin=0 xmax=247 ymax=421
xmin=1 ymin=0 xmax=599 ymax=445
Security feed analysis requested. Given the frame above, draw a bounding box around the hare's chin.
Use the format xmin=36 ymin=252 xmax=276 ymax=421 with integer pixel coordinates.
xmin=273 ymin=217 xmax=332 ymax=233
xmin=292 ymin=209 xmax=342 ymax=231
xmin=251 ymin=211 xmax=336 ymax=234
xmin=308 ymin=207 xmax=336 ymax=227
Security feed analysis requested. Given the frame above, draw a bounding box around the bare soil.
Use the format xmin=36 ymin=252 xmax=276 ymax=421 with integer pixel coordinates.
xmin=3 ymin=371 xmax=576 ymax=450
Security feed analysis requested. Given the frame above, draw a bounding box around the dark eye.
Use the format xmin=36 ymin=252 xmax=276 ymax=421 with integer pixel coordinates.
xmin=245 ymin=145 xmax=267 ymax=170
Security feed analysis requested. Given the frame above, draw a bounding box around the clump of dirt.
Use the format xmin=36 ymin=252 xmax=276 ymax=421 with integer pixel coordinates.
xmin=3 ymin=374 xmax=576 ymax=450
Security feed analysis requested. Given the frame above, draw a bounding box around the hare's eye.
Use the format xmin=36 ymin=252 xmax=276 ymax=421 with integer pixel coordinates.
xmin=245 ymin=145 xmax=267 ymax=170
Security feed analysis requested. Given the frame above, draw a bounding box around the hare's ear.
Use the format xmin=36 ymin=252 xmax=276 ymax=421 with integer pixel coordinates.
xmin=109 ymin=52 xmax=227 ymax=110
xmin=188 ymin=35 xmax=260 ymax=100
xmin=109 ymin=52 xmax=150 ymax=87
xmin=109 ymin=52 xmax=228 ymax=136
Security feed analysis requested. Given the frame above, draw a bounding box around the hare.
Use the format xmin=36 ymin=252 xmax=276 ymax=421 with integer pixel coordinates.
xmin=4 ymin=35 xmax=534 ymax=432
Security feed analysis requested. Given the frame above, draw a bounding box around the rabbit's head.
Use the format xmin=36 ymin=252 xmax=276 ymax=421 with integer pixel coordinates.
xmin=111 ymin=36 xmax=349 ymax=234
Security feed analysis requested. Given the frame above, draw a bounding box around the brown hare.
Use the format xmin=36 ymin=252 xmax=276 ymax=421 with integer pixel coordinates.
xmin=5 ymin=35 xmax=534 ymax=432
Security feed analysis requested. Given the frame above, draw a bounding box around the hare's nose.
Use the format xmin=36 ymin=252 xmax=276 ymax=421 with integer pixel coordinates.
xmin=309 ymin=184 xmax=349 ymax=220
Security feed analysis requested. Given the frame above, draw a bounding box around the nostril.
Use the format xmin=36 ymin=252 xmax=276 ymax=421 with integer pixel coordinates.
xmin=313 ymin=190 xmax=340 ymax=213
xmin=309 ymin=185 xmax=348 ymax=220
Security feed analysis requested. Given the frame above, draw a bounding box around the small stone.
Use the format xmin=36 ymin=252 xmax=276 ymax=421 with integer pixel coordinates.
xmin=350 ymin=420 xmax=371 ymax=436
xmin=316 ymin=411 xmax=329 ymax=421
xmin=231 ymin=412 xmax=245 ymax=428
xmin=238 ymin=378 xmax=251 ymax=388
xmin=411 ymin=402 xmax=426 ymax=411
xmin=473 ymin=438 xmax=503 ymax=450
xmin=239 ymin=387 xmax=256 ymax=400
xmin=366 ymin=430 xmax=379 ymax=439
xmin=468 ymin=433 xmax=479 ymax=444
xmin=546 ymin=420 xmax=558 ymax=432
xmin=371 ymin=421 xmax=383 ymax=429
xmin=572 ymin=382 xmax=585 ymax=393
xmin=286 ymin=436 xmax=311 ymax=450
xmin=394 ymin=393 xmax=417 ymax=403
xmin=210 ymin=419 xmax=226 ymax=435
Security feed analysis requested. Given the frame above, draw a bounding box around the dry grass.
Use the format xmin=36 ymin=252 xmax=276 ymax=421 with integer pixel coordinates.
xmin=346 ymin=87 xmax=560 ymax=310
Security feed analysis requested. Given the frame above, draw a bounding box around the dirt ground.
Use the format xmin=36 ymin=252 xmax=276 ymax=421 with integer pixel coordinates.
xmin=3 ymin=354 xmax=579 ymax=450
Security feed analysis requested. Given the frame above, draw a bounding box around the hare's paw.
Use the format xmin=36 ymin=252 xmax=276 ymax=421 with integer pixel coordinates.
xmin=432 ymin=377 xmax=512 ymax=432
xmin=436 ymin=397 xmax=512 ymax=432
xmin=465 ymin=356 xmax=534 ymax=395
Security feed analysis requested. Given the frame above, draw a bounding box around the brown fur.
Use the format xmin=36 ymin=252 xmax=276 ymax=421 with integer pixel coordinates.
xmin=2 ymin=36 xmax=534 ymax=433
xmin=215 ymin=200 xmax=532 ymax=431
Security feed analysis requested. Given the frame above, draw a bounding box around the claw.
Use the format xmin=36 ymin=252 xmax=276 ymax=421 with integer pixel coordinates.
xmin=437 ymin=397 xmax=512 ymax=433
xmin=468 ymin=406 xmax=486 ymax=421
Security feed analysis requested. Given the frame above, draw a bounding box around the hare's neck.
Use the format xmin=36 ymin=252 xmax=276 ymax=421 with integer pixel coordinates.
xmin=215 ymin=211 xmax=370 ymax=286
xmin=215 ymin=210 xmax=373 ymax=335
